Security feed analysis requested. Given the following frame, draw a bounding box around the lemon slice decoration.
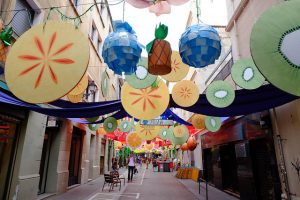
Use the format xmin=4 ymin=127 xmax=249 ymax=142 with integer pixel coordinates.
xmin=136 ymin=123 xmax=160 ymax=140
xmin=172 ymin=80 xmax=199 ymax=107
xmin=126 ymin=132 xmax=143 ymax=149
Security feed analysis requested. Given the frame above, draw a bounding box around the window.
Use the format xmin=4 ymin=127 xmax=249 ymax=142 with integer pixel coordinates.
xmin=99 ymin=0 xmax=106 ymax=14
xmin=73 ymin=0 xmax=80 ymax=8
xmin=91 ymin=24 xmax=98 ymax=46
xmin=97 ymin=38 xmax=102 ymax=56
xmin=12 ymin=0 xmax=35 ymax=36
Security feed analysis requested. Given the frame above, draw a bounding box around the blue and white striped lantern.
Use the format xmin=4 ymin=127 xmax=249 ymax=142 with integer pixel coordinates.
xmin=102 ymin=21 xmax=142 ymax=75
xmin=179 ymin=24 xmax=221 ymax=68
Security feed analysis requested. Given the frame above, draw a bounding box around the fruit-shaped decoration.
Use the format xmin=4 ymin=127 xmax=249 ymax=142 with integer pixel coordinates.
xmin=136 ymin=123 xmax=160 ymax=140
xmin=125 ymin=57 xmax=157 ymax=89
xmin=180 ymin=143 xmax=189 ymax=151
xmin=205 ymin=116 xmax=221 ymax=132
xmin=102 ymin=21 xmax=142 ymax=75
xmin=88 ymin=123 xmax=100 ymax=131
xmin=0 ymin=22 xmax=12 ymax=64
xmin=168 ymin=126 xmax=189 ymax=145
xmin=119 ymin=120 xmax=132 ymax=132
xmin=67 ymin=93 xmax=84 ymax=103
xmin=161 ymin=51 xmax=189 ymax=82
xmin=5 ymin=21 xmax=89 ymax=103
xmin=173 ymin=125 xmax=189 ymax=138
xmin=103 ymin=117 xmax=118 ymax=132
xmin=191 ymin=114 xmax=205 ymax=129
xmin=68 ymin=75 xmax=88 ymax=96
xmin=101 ymin=71 xmax=109 ymax=97
xmin=149 ymin=1 xmax=171 ymax=16
xmin=172 ymin=80 xmax=199 ymax=107
xmin=145 ymin=142 xmax=154 ymax=151
xmin=159 ymin=127 xmax=170 ymax=140
xmin=250 ymin=0 xmax=300 ymax=96
xmin=179 ymin=23 xmax=221 ymax=68
xmin=114 ymin=141 xmax=123 ymax=150
xmin=187 ymin=136 xmax=197 ymax=151
xmin=206 ymin=80 xmax=235 ymax=108
xmin=231 ymin=59 xmax=265 ymax=90
xmin=147 ymin=23 xmax=172 ymax=75
xmin=86 ymin=116 xmax=99 ymax=123
xmin=126 ymin=132 xmax=143 ymax=150
xmin=121 ymin=80 xmax=169 ymax=120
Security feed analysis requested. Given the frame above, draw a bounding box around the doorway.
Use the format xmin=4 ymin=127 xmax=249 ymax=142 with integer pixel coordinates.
xmin=68 ymin=127 xmax=83 ymax=186
xmin=100 ymin=139 xmax=106 ymax=175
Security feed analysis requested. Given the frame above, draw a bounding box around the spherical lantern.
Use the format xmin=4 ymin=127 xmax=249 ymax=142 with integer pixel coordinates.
xmin=181 ymin=143 xmax=189 ymax=151
xmin=187 ymin=136 xmax=197 ymax=151
xmin=179 ymin=24 xmax=221 ymax=68
xmin=102 ymin=20 xmax=142 ymax=75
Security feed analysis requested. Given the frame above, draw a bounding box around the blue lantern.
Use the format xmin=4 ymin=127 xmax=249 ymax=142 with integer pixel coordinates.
xmin=102 ymin=21 xmax=142 ymax=75
xmin=179 ymin=24 xmax=221 ymax=68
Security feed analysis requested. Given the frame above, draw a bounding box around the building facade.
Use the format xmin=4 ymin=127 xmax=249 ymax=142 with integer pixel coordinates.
xmin=0 ymin=0 xmax=119 ymax=199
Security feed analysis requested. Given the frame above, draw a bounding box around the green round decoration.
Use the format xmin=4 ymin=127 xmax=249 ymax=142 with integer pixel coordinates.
xmin=86 ymin=116 xmax=99 ymax=122
xmin=119 ymin=120 xmax=132 ymax=132
xmin=101 ymin=71 xmax=109 ymax=97
xmin=103 ymin=117 xmax=117 ymax=132
xmin=159 ymin=128 xmax=170 ymax=140
xmin=88 ymin=123 xmax=100 ymax=131
xmin=206 ymin=80 xmax=235 ymax=108
xmin=168 ymin=126 xmax=189 ymax=145
xmin=125 ymin=64 xmax=157 ymax=89
xmin=205 ymin=116 xmax=221 ymax=132
xmin=250 ymin=0 xmax=300 ymax=96
xmin=231 ymin=59 xmax=265 ymax=90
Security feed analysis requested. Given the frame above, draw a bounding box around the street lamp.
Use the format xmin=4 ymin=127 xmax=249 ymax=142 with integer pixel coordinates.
xmin=84 ymin=80 xmax=97 ymax=100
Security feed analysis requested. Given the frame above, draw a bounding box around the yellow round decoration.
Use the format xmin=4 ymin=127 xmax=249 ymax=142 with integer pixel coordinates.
xmin=192 ymin=114 xmax=206 ymax=129
xmin=67 ymin=92 xmax=84 ymax=103
xmin=145 ymin=143 xmax=154 ymax=151
xmin=135 ymin=123 xmax=160 ymax=140
xmin=114 ymin=141 xmax=123 ymax=149
xmin=161 ymin=51 xmax=189 ymax=82
xmin=173 ymin=125 xmax=189 ymax=138
xmin=5 ymin=21 xmax=89 ymax=103
xmin=172 ymin=80 xmax=199 ymax=107
xmin=121 ymin=80 xmax=170 ymax=120
xmin=126 ymin=132 xmax=143 ymax=150
xmin=68 ymin=75 xmax=88 ymax=96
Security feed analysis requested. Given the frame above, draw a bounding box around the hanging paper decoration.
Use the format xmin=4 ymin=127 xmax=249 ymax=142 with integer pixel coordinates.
xmin=103 ymin=117 xmax=118 ymax=132
xmin=86 ymin=116 xmax=99 ymax=123
xmin=205 ymin=116 xmax=221 ymax=132
xmin=114 ymin=128 xmax=123 ymax=137
xmin=121 ymin=80 xmax=169 ymax=120
xmin=125 ymin=58 xmax=157 ymax=89
xmin=179 ymin=24 xmax=221 ymax=68
xmin=173 ymin=125 xmax=189 ymax=138
xmin=114 ymin=141 xmax=123 ymax=150
xmin=180 ymin=143 xmax=189 ymax=151
xmin=125 ymin=0 xmax=153 ymax=8
xmin=135 ymin=123 xmax=160 ymax=140
xmin=168 ymin=126 xmax=188 ymax=145
xmin=206 ymin=80 xmax=235 ymax=108
xmin=191 ymin=114 xmax=205 ymax=129
xmin=159 ymin=127 xmax=170 ymax=140
xmin=231 ymin=59 xmax=265 ymax=90
xmin=0 ymin=26 xmax=13 ymax=46
xmin=119 ymin=120 xmax=132 ymax=132
xmin=250 ymin=0 xmax=300 ymax=96
xmin=172 ymin=80 xmax=199 ymax=107
xmin=126 ymin=132 xmax=143 ymax=150
xmin=67 ymin=92 xmax=84 ymax=103
xmin=147 ymin=23 xmax=172 ymax=75
xmin=187 ymin=136 xmax=197 ymax=151
xmin=5 ymin=21 xmax=89 ymax=103
xmin=102 ymin=21 xmax=142 ymax=75
xmin=148 ymin=1 xmax=171 ymax=16
xmin=145 ymin=142 xmax=154 ymax=151
xmin=101 ymin=70 xmax=109 ymax=97
xmin=161 ymin=51 xmax=189 ymax=82
xmin=68 ymin=75 xmax=88 ymax=96
xmin=88 ymin=123 xmax=100 ymax=131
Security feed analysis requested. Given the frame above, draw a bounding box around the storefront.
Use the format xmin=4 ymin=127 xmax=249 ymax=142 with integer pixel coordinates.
xmin=201 ymin=111 xmax=281 ymax=200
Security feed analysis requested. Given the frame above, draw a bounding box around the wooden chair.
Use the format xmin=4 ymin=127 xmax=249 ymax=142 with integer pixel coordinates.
xmin=110 ymin=171 xmax=125 ymax=185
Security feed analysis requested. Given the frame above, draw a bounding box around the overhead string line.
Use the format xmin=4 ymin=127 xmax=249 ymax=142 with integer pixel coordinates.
xmin=1 ymin=0 xmax=125 ymax=26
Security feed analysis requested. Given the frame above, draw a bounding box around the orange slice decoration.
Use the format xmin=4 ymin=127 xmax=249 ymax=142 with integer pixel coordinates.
xmin=192 ymin=114 xmax=206 ymax=129
xmin=161 ymin=51 xmax=189 ymax=82
xmin=121 ymin=80 xmax=169 ymax=120
xmin=135 ymin=123 xmax=160 ymax=140
xmin=68 ymin=75 xmax=88 ymax=96
xmin=126 ymin=132 xmax=143 ymax=149
xmin=173 ymin=125 xmax=189 ymax=138
xmin=172 ymin=80 xmax=199 ymax=107
xmin=67 ymin=92 xmax=84 ymax=103
xmin=5 ymin=21 xmax=89 ymax=103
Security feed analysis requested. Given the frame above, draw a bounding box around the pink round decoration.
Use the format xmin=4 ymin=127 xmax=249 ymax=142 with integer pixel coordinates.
xmin=148 ymin=1 xmax=171 ymax=16
xmin=126 ymin=0 xmax=153 ymax=8
xmin=167 ymin=0 xmax=190 ymax=6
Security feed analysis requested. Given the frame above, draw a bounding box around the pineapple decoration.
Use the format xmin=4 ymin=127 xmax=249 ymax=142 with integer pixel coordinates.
xmin=146 ymin=23 xmax=172 ymax=75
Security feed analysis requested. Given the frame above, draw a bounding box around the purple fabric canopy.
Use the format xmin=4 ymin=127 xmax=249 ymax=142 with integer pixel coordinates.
xmin=0 ymin=84 xmax=298 ymax=120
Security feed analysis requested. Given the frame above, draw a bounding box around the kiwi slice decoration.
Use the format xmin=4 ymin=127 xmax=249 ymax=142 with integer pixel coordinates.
xmin=119 ymin=120 xmax=132 ymax=132
xmin=231 ymin=59 xmax=265 ymax=90
xmin=206 ymin=80 xmax=235 ymax=108
xmin=103 ymin=117 xmax=118 ymax=132
xmin=159 ymin=127 xmax=170 ymax=140
xmin=250 ymin=0 xmax=300 ymax=96
xmin=125 ymin=64 xmax=157 ymax=89
xmin=205 ymin=116 xmax=221 ymax=132
xmin=101 ymin=71 xmax=109 ymax=97
xmin=88 ymin=123 xmax=100 ymax=131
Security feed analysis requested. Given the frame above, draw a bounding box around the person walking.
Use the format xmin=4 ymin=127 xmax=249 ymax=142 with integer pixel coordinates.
xmin=127 ymin=152 xmax=135 ymax=182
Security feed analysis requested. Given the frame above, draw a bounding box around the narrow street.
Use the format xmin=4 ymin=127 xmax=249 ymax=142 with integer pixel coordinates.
xmin=47 ymin=166 xmax=237 ymax=200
